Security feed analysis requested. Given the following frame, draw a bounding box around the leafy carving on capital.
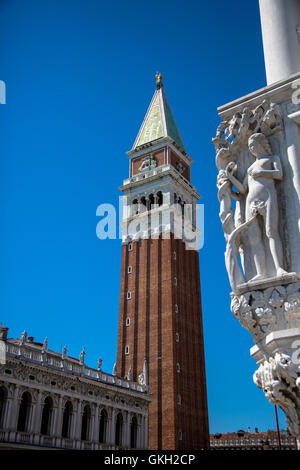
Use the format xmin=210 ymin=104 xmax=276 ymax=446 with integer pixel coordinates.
xmin=253 ymin=352 xmax=300 ymax=436
xmin=213 ymin=99 xmax=282 ymax=156
xmin=231 ymin=282 xmax=300 ymax=342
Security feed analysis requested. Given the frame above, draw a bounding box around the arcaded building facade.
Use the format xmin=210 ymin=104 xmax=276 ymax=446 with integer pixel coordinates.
xmin=0 ymin=327 xmax=150 ymax=450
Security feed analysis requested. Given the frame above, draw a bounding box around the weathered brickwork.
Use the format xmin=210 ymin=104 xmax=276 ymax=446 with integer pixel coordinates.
xmin=116 ymin=235 xmax=209 ymax=450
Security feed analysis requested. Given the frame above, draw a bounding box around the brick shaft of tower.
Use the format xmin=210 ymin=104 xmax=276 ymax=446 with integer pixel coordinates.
xmin=116 ymin=75 xmax=209 ymax=450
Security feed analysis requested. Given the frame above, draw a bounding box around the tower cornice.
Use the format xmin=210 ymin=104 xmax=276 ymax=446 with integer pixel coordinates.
xmin=119 ymin=164 xmax=201 ymax=200
xmin=127 ymin=137 xmax=193 ymax=166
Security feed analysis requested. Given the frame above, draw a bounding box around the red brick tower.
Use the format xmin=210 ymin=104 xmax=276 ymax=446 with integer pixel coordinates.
xmin=116 ymin=74 xmax=209 ymax=450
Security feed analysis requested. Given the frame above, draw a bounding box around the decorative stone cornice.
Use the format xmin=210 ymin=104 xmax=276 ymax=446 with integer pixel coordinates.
xmin=231 ymin=281 xmax=300 ymax=342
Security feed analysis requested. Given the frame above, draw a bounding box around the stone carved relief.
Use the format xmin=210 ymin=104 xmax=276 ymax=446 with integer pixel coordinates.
xmin=253 ymin=352 xmax=300 ymax=436
xmin=139 ymin=154 xmax=157 ymax=173
xmin=231 ymin=282 xmax=300 ymax=341
xmin=213 ymin=100 xmax=291 ymax=293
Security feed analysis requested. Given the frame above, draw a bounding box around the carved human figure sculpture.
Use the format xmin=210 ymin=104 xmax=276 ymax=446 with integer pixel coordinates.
xmin=216 ymin=147 xmax=236 ymax=238
xmin=226 ymin=132 xmax=287 ymax=281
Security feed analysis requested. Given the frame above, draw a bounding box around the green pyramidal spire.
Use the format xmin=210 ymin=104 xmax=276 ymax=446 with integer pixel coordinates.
xmin=132 ymin=73 xmax=186 ymax=152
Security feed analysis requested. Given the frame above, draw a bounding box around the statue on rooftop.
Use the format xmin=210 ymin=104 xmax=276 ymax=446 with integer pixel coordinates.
xmin=20 ymin=330 xmax=27 ymax=344
xmin=79 ymin=347 xmax=85 ymax=364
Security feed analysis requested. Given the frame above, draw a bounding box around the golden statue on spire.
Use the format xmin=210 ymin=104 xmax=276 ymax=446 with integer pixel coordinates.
xmin=155 ymin=72 xmax=163 ymax=89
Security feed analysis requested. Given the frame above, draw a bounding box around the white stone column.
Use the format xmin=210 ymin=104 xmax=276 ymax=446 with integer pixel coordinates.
xmin=136 ymin=416 xmax=142 ymax=449
xmin=144 ymin=414 xmax=148 ymax=450
xmin=49 ymin=398 xmax=57 ymax=437
xmin=140 ymin=415 xmax=145 ymax=449
xmin=2 ymin=395 xmax=10 ymax=430
xmin=109 ymin=408 xmax=116 ymax=445
xmin=56 ymin=396 xmax=64 ymax=437
xmin=8 ymin=385 xmax=20 ymax=431
xmin=93 ymin=406 xmax=99 ymax=443
xmin=26 ymin=394 xmax=34 ymax=435
xmin=4 ymin=385 xmax=19 ymax=430
xmin=89 ymin=407 xmax=95 ymax=442
xmin=70 ymin=407 xmax=76 ymax=440
xmin=259 ymin=0 xmax=300 ymax=84
xmin=31 ymin=391 xmax=43 ymax=446
xmin=125 ymin=411 xmax=131 ymax=448
xmin=74 ymin=400 xmax=82 ymax=441
xmin=32 ymin=391 xmax=43 ymax=434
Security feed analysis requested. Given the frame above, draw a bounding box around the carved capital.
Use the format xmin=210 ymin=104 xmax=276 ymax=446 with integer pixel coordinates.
xmin=253 ymin=352 xmax=300 ymax=436
xmin=231 ymin=282 xmax=300 ymax=342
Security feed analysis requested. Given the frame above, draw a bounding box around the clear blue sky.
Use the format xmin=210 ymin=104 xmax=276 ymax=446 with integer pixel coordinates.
xmin=0 ymin=0 xmax=287 ymax=434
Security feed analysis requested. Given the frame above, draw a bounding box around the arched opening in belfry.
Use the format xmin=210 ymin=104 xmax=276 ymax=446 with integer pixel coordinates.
xmin=149 ymin=194 xmax=155 ymax=210
xmin=40 ymin=396 xmax=53 ymax=436
xmin=99 ymin=409 xmax=108 ymax=443
xmin=61 ymin=400 xmax=73 ymax=438
xmin=81 ymin=404 xmax=91 ymax=441
xmin=17 ymin=391 xmax=32 ymax=432
xmin=132 ymin=199 xmax=138 ymax=215
xmin=130 ymin=415 xmax=138 ymax=449
xmin=115 ymin=412 xmax=123 ymax=447
xmin=140 ymin=196 xmax=147 ymax=212
xmin=157 ymin=191 xmax=163 ymax=206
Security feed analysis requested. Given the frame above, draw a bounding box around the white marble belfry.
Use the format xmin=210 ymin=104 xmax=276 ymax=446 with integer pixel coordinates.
xmin=213 ymin=2 xmax=300 ymax=447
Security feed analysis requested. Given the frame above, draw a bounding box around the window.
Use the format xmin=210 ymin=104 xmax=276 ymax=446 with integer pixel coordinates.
xmin=175 ymin=332 xmax=179 ymax=343
xmin=130 ymin=416 xmax=138 ymax=448
xmin=157 ymin=191 xmax=163 ymax=207
xmin=128 ymin=266 xmax=132 ymax=274
xmin=40 ymin=396 xmax=53 ymax=436
xmin=99 ymin=409 xmax=108 ymax=443
xmin=176 ymin=363 xmax=180 ymax=373
xmin=177 ymin=394 xmax=182 ymax=405
xmin=174 ymin=277 xmax=177 ymax=286
xmin=115 ymin=413 xmax=123 ymax=447
xmin=17 ymin=391 xmax=32 ymax=432
xmin=126 ymin=317 xmax=130 ymax=326
xmin=125 ymin=345 xmax=130 ymax=355
xmin=128 ymin=243 xmax=133 ymax=251
xmin=62 ymin=401 xmax=73 ymax=438
xmin=173 ymin=251 xmax=177 ymax=260
xmin=174 ymin=304 xmax=179 ymax=314
xmin=178 ymin=429 xmax=183 ymax=441
xmin=149 ymin=194 xmax=155 ymax=210
xmin=127 ymin=291 xmax=132 ymax=300
xmin=81 ymin=405 xmax=91 ymax=441
xmin=132 ymin=200 xmax=138 ymax=216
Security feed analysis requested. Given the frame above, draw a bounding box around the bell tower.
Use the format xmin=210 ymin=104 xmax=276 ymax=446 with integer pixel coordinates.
xmin=116 ymin=74 xmax=209 ymax=450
